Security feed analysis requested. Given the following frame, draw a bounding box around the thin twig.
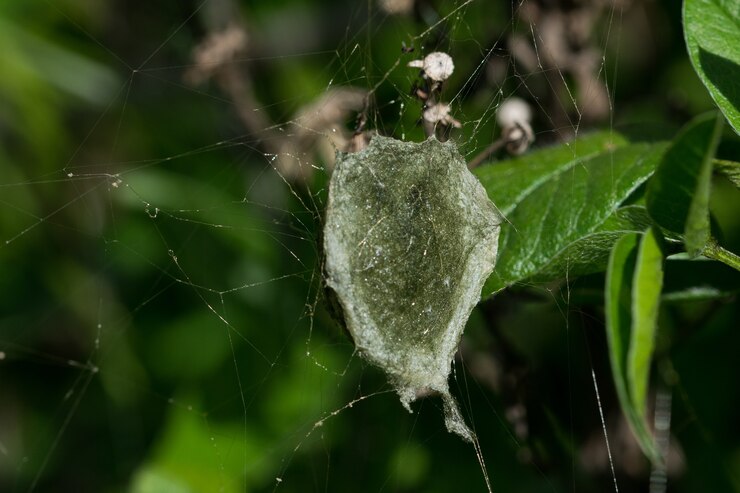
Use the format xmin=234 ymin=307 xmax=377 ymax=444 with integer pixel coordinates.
xmin=467 ymin=137 xmax=506 ymax=169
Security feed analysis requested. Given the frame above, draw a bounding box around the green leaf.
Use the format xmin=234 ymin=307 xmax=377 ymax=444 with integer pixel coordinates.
xmin=646 ymin=113 xmax=723 ymax=256
xmin=523 ymin=205 xmax=655 ymax=284
xmin=605 ymin=234 xmax=642 ymax=441
xmin=627 ymin=228 xmax=664 ymax=419
xmin=605 ymin=232 xmax=662 ymax=464
xmin=475 ymin=131 xmax=628 ymax=217
xmin=684 ymin=0 xmax=740 ymax=133
xmin=475 ymin=138 xmax=666 ymax=295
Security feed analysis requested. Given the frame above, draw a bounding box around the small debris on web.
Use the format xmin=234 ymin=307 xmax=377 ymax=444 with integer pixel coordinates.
xmin=323 ymin=135 xmax=501 ymax=441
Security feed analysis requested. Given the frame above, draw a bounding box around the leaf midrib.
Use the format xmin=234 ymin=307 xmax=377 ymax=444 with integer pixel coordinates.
xmin=503 ymin=145 xmax=659 ymax=284
xmin=497 ymin=149 xmax=611 ymax=216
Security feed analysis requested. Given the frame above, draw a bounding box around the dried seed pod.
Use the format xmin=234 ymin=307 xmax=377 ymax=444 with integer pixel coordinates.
xmin=323 ymin=135 xmax=500 ymax=441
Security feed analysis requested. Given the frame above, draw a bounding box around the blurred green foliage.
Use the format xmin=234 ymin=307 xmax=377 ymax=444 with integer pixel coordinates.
xmin=0 ymin=1 xmax=738 ymax=492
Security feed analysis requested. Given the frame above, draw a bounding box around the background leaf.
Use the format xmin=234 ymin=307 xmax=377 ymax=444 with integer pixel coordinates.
xmin=683 ymin=0 xmax=740 ymax=133
xmin=662 ymin=253 xmax=740 ymax=301
xmin=476 ymin=137 xmax=665 ymax=295
xmin=715 ymin=159 xmax=740 ymax=188
xmin=646 ymin=113 xmax=724 ymax=256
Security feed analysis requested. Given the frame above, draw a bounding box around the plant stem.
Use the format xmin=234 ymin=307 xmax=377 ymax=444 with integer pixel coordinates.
xmin=703 ymin=240 xmax=740 ymax=272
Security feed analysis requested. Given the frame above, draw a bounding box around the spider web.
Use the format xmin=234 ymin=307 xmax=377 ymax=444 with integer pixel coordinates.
xmin=0 ymin=1 xmax=673 ymax=492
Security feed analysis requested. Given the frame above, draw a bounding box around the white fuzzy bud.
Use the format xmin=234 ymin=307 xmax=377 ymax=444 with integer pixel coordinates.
xmin=379 ymin=0 xmax=414 ymax=15
xmin=496 ymin=97 xmax=532 ymax=129
xmin=503 ymin=122 xmax=534 ymax=155
xmin=496 ymin=97 xmax=534 ymax=155
xmin=423 ymin=102 xmax=461 ymax=128
xmin=408 ymin=52 xmax=455 ymax=82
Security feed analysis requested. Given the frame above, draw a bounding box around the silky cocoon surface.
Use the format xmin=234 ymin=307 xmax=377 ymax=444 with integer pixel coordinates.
xmin=323 ymin=135 xmax=501 ymax=440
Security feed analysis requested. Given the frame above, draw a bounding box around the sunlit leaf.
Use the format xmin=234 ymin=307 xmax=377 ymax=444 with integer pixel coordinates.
xmin=605 ymin=233 xmax=639 ymax=432
xmin=684 ymin=0 xmax=740 ymax=133
xmin=647 ymin=113 xmax=723 ymax=256
xmin=627 ymin=228 xmax=664 ymax=419
xmin=522 ymin=205 xmax=656 ymax=284
xmin=475 ymin=131 xmax=628 ymax=217
xmin=605 ymin=231 xmax=662 ymax=464
xmin=476 ymin=138 xmax=666 ymax=295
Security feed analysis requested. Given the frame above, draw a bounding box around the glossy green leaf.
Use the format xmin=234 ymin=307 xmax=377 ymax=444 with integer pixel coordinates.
xmin=523 ymin=205 xmax=656 ymax=284
xmin=628 ymin=228 xmax=664 ymax=419
xmin=605 ymin=232 xmax=661 ymax=464
xmin=684 ymin=0 xmax=740 ymax=133
xmin=476 ymin=138 xmax=666 ymax=295
xmin=605 ymin=234 xmax=641 ymax=440
xmin=475 ymin=131 xmax=628 ymax=217
xmin=647 ymin=113 xmax=723 ymax=256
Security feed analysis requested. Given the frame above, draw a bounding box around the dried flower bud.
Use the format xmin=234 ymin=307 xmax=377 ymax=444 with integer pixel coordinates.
xmin=496 ymin=98 xmax=534 ymax=155
xmin=423 ymin=102 xmax=461 ymax=128
xmin=408 ymin=52 xmax=455 ymax=82
xmin=503 ymin=121 xmax=534 ymax=155
xmin=186 ymin=26 xmax=248 ymax=85
xmin=496 ymin=97 xmax=532 ymax=129
xmin=379 ymin=0 xmax=414 ymax=15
